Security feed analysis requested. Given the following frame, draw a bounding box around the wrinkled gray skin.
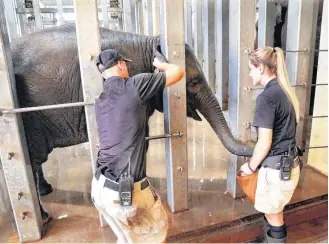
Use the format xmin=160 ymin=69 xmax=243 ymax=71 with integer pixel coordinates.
xmin=10 ymin=24 xmax=253 ymax=217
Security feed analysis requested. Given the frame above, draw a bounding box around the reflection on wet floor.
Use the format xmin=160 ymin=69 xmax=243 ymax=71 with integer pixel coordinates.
xmin=0 ymin=111 xmax=327 ymax=243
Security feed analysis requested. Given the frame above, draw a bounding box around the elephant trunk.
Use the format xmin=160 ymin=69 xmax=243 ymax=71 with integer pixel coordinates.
xmin=197 ymin=88 xmax=254 ymax=157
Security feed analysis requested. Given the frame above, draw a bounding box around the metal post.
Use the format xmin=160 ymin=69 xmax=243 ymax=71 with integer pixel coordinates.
xmin=307 ymin=0 xmax=327 ymax=176
xmin=152 ymin=0 xmax=160 ymax=35
xmin=135 ymin=0 xmax=144 ymax=34
xmin=184 ymin=0 xmax=192 ymax=47
xmin=0 ymin=0 xmax=43 ymax=241
xmin=72 ymin=0 xmax=104 ymax=226
xmin=16 ymin=0 xmax=28 ymax=35
xmin=192 ymin=0 xmax=203 ymax=64
xmin=56 ymin=0 xmax=65 ymax=25
xmin=202 ymin=0 xmax=215 ymax=92
xmin=4 ymin=0 xmax=19 ymax=41
xmin=32 ymin=0 xmax=42 ymax=29
xmin=142 ymin=0 xmax=153 ymax=36
xmin=160 ymin=0 xmax=188 ymax=212
xmin=227 ymin=0 xmax=255 ymax=198
xmin=101 ymin=0 xmax=109 ymax=28
xmin=214 ymin=0 xmax=229 ymax=110
xmin=123 ymin=0 xmax=136 ymax=33
xmin=285 ymin=0 xmax=316 ymax=149
xmin=258 ymin=0 xmax=276 ymax=48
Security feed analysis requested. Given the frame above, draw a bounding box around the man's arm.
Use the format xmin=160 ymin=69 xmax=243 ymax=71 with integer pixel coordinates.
xmin=153 ymin=58 xmax=185 ymax=87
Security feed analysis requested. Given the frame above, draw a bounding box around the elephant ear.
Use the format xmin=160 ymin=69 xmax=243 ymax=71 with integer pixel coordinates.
xmin=154 ymin=45 xmax=169 ymax=63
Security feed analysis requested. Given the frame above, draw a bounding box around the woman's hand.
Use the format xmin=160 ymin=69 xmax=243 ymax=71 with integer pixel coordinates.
xmin=240 ymin=162 xmax=254 ymax=176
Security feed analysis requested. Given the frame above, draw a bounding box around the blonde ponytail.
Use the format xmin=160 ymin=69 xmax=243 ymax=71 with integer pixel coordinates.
xmin=274 ymin=47 xmax=300 ymax=123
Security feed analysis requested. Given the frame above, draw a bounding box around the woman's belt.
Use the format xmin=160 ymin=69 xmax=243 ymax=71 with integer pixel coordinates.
xmin=260 ymin=155 xmax=300 ymax=170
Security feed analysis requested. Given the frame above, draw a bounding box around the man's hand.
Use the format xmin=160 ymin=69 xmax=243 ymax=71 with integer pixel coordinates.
xmin=240 ymin=162 xmax=254 ymax=176
xmin=152 ymin=57 xmax=184 ymax=87
xmin=153 ymin=57 xmax=165 ymax=71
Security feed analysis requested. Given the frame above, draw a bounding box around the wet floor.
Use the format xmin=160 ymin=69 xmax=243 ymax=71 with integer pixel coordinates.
xmin=0 ymin=111 xmax=327 ymax=243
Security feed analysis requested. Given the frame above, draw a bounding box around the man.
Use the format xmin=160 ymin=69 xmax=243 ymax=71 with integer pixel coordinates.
xmin=91 ymin=49 xmax=184 ymax=244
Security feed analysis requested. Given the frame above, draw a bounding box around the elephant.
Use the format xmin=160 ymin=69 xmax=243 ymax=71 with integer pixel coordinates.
xmin=9 ymin=24 xmax=253 ymax=217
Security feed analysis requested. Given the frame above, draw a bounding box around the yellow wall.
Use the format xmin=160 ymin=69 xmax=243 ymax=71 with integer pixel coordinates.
xmin=307 ymin=1 xmax=328 ymax=175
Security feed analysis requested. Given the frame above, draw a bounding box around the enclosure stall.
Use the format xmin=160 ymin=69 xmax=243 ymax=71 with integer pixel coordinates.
xmin=0 ymin=0 xmax=327 ymax=243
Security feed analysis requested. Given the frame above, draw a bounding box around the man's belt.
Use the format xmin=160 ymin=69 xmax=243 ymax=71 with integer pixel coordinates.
xmin=95 ymin=170 xmax=149 ymax=191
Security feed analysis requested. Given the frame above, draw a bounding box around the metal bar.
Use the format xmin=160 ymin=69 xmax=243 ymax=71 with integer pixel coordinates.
xmin=145 ymin=132 xmax=183 ymax=141
xmin=247 ymin=82 xmax=328 ymax=91
xmin=4 ymin=0 xmax=20 ymax=41
xmin=142 ymin=0 xmax=153 ymax=36
xmin=306 ymin=0 xmax=328 ymax=180
xmin=184 ymin=0 xmax=192 ymax=47
xmin=1 ymin=101 xmax=94 ymax=115
xmin=285 ymin=49 xmax=328 ymax=53
xmin=152 ymin=0 xmax=160 ymax=35
xmin=0 ymin=0 xmax=43 ymax=241
xmin=227 ymin=0 xmax=255 ymax=199
xmin=16 ymin=0 xmax=28 ymax=35
xmin=258 ymin=0 xmax=276 ymax=48
xmin=306 ymin=115 xmax=328 ymax=119
xmin=192 ymin=0 xmax=203 ymax=64
xmin=202 ymin=0 xmax=215 ymax=92
xmin=304 ymin=146 xmax=328 ymax=150
xmin=32 ymin=0 xmax=42 ymax=29
xmin=214 ymin=0 xmax=229 ymax=111
xmin=73 ymin=0 xmax=105 ymax=227
xmin=56 ymin=0 xmax=65 ymax=25
xmin=123 ymin=0 xmax=136 ymax=33
xmin=286 ymin=0 xmax=317 ymax=149
xmin=16 ymin=7 xmax=124 ymax=14
xmin=160 ymin=0 xmax=188 ymax=213
xmin=101 ymin=0 xmax=109 ymax=28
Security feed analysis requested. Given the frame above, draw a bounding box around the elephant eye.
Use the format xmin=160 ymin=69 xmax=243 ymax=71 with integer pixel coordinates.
xmin=190 ymin=79 xmax=198 ymax=87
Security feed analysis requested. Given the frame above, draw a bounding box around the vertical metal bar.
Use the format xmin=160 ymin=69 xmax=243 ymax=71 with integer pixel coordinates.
xmin=16 ymin=0 xmax=28 ymax=35
xmin=215 ymin=0 xmax=229 ymax=111
xmin=227 ymin=0 xmax=255 ymax=198
xmin=0 ymin=0 xmax=43 ymax=241
xmin=32 ymin=0 xmax=42 ymax=29
xmin=72 ymin=0 xmax=104 ymax=227
xmin=152 ymin=0 xmax=160 ymax=36
xmin=142 ymin=0 xmax=153 ymax=36
xmin=160 ymin=0 xmax=188 ymax=212
xmin=101 ymin=0 xmax=109 ymax=28
xmin=202 ymin=0 xmax=215 ymax=92
xmin=192 ymin=0 xmax=203 ymax=63
xmin=123 ymin=0 xmax=136 ymax=33
xmin=4 ymin=0 xmax=19 ymax=41
xmin=56 ymin=0 xmax=65 ymax=25
xmin=137 ymin=0 xmax=144 ymax=34
xmin=305 ymin=0 xmax=326 ymax=177
xmin=258 ymin=0 xmax=276 ymax=48
xmin=285 ymin=0 xmax=315 ymax=149
xmin=184 ymin=0 xmax=192 ymax=47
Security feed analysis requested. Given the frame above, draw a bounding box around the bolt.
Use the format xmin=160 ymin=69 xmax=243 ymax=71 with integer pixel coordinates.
xmin=244 ymin=48 xmax=252 ymax=55
xmin=21 ymin=211 xmax=28 ymax=220
xmin=178 ymin=132 xmax=183 ymax=137
xmin=8 ymin=152 xmax=14 ymax=160
xmin=173 ymin=49 xmax=180 ymax=58
xmin=304 ymin=48 xmax=310 ymax=54
xmin=244 ymin=86 xmax=251 ymax=93
xmin=243 ymin=122 xmax=251 ymax=129
xmin=175 ymin=92 xmax=180 ymax=99
xmin=177 ymin=166 xmax=183 ymax=172
xmin=18 ymin=192 xmax=23 ymax=200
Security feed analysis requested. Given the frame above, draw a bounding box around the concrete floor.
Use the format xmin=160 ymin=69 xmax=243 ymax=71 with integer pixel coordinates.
xmin=0 ymin=111 xmax=327 ymax=243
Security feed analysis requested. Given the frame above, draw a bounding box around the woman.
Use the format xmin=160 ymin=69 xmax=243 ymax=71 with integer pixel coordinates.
xmin=240 ymin=47 xmax=301 ymax=243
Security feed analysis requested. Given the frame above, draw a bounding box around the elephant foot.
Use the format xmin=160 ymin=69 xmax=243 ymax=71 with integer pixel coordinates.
xmin=41 ymin=207 xmax=52 ymax=238
xmin=38 ymin=180 xmax=53 ymax=196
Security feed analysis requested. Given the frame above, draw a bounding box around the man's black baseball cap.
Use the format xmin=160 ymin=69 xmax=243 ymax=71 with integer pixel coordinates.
xmin=96 ymin=49 xmax=132 ymax=72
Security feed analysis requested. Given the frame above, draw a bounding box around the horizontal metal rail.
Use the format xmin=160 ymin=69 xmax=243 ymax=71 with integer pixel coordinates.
xmin=303 ymin=146 xmax=328 ymax=150
xmin=146 ymin=132 xmax=183 ymax=141
xmin=285 ymin=49 xmax=328 ymax=53
xmin=306 ymin=115 xmax=328 ymax=119
xmin=0 ymin=101 xmax=94 ymax=116
xmin=245 ymin=83 xmax=328 ymax=91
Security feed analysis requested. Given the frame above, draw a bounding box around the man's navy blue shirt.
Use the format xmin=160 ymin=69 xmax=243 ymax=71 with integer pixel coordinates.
xmin=253 ymin=79 xmax=297 ymax=156
xmin=95 ymin=72 xmax=166 ymax=182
